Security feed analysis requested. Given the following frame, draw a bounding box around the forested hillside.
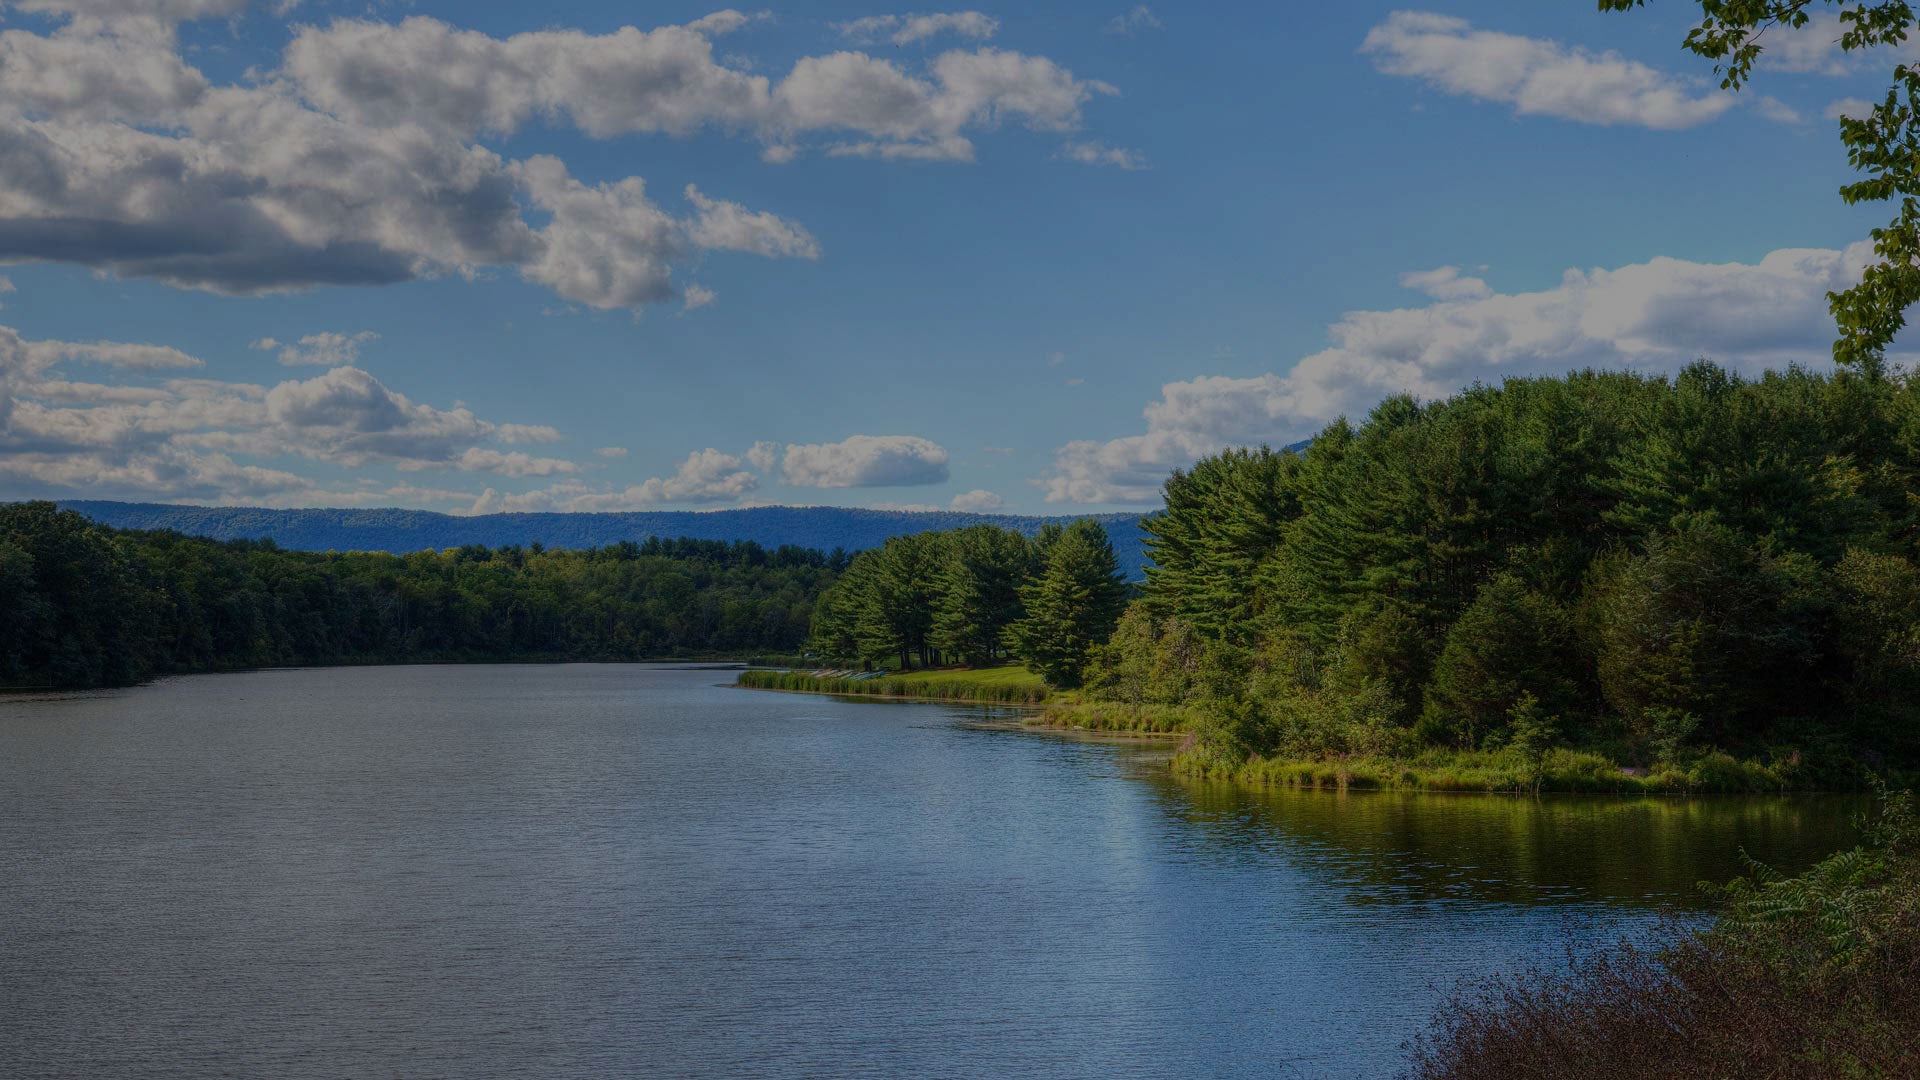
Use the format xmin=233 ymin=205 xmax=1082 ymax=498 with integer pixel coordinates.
xmin=0 ymin=502 xmax=837 ymax=689
xmin=1080 ymin=363 xmax=1920 ymax=788
xmin=61 ymin=502 xmax=1151 ymax=580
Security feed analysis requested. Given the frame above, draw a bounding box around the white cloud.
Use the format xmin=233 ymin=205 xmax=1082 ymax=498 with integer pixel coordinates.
xmin=494 ymin=423 xmax=563 ymax=445
xmin=746 ymin=440 xmax=780 ymax=470
xmin=0 ymin=277 xmax=12 ymax=293
xmin=1761 ymin=13 xmax=1853 ymax=76
xmin=684 ymin=185 xmax=822 ymax=258
xmin=1058 ymin=139 xmax=1146 ymax=169
xmin=9 ymin=0 xmax=250 ymax=21
xmin=284 ymin=15 xmax=1114 ymax=161
xmin=1106 ymin=5 xmax=1161 ymax=35
xmin=509 ymin=155 xmax=681 ymax=310
xmin=838 ymin=12 xmax=1000 ymax=47
xmin=1399 ymin=265 xmax=1491 ymax=301
xmin=0 ymin=10 xmax=1109 ymax=309
xmin=466 ymin=445 xmax=763 ymax=513
xmin=252 ymin=330 xmax=379 ymax=367
xmin=683 ymin=283 xmax=718 ymax=311
xmin=451 ymin=447 xmax=581 ymax=478
xmin=1827 ymin=97 xmax=1874 ymax=122
xmin=0 ymin=319 xmax=584 ymax=504
xmin=1361 ymin=11 xmax=1738 ymax=130
xmin=685 ymin=10 xmax=760 ymax=37
xmin=0 ymin=17 xmax=207 ymax=124
xmin=950 ymin=488 xmax=1003 ymax=512
xmin=781 ymin=434 xmax=950 ymax=487
xmin=1041 ymin=241 xmax=1878 ymax=503
xmin=29 ymin=340 xmax=205 ymax=370
xmin=594 ymin=446 xmax=630 ymax=458
xmin=772 ymin=47 xmax=1113 ymax=161
xmin=1755 ymin=96 xmax=1802 ymax=125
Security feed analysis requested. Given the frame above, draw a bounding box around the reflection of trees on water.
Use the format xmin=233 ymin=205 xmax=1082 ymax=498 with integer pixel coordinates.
xmin=1139 ymin=775 xmax=1864 ymax=910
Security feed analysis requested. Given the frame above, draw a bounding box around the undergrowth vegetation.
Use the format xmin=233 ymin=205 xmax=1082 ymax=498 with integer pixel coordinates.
xmin=1405 ymin=787 xmax=1920 ymax=1078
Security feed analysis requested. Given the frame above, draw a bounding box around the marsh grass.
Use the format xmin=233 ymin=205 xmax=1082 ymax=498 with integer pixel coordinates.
xmin=1174 ymin=746 xmax=1795 ymax=794
xmin=736 ymin=666 xmax=1052 ymax=704
xmin=1031 ymin=701 xmax=1200 ymax=734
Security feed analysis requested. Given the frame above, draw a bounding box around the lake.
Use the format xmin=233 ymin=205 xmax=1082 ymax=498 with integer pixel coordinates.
xmin=0 ymin=664 xmax=1861 ymax=1079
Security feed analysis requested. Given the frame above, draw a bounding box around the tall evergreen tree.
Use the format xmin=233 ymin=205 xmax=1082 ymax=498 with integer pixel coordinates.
xmin=931 ymin=526 xmax=1033 ymax=666
xmin=1007 ymin=519 xmax=1128 ymax=688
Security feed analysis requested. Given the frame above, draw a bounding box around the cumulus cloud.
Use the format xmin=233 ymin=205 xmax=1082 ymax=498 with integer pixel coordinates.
xmin=838 ymin=12 xmax=999 ymax=46
xmin=1362 ymin=11 xmax=1738 ymax=130
xmin=1399 ymin=265 xmax=1491 ymax=301
xmin=284 ymin=15 xmax=1114 ymax=159
xmin=0 ymin=320 xmax=579 ymax=504
xmin=684 ymin=185 xmax=822 ymax=258
xmin=0 ymin=9 xmax=1117 ymax=309
xmin=252 ymin=330 xmax=378 ymax=367
xmin=782 ymin=434 xmax=950 ymax=487
xmin=950 ymin=488 xmax=1004 ymax=512
xmin=773 ymin=47 xmax=1113 ymax=161
xmin=1041 ymin=242 xmax=1878 ymax=504
xmin=0 ymin=17 xmax=208 ymax=124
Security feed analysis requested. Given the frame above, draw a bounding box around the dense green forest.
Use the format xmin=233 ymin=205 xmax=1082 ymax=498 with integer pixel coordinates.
xmin=805 ymin=519 xmax=1128 ymax=687
xmin=0 ymin=502 xmax=839 ymax=689
xmin=1082 ymin=362 xmax=1920 ymax=786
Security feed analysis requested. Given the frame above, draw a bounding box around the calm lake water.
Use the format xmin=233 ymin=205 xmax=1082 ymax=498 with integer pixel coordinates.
xmin=0 ymin=664 xmax=1861 ymax=1079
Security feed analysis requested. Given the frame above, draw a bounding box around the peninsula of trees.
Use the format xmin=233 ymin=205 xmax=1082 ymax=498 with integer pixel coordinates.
xmin=1086 ymin=362 xmax=1920 ymax=788
xmin=796 ymin=361 xmax=1920 ymax=790
xmin=0 ymin=502 xmax=837 ymax=689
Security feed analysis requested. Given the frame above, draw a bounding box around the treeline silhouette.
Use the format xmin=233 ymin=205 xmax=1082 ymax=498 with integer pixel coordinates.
xmin=0 ymin=502 xmax=840 ymax=688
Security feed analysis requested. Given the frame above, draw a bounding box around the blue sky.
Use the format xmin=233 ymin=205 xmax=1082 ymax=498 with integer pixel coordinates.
xmin=0 ymin=0 xmax=1900 ymax=514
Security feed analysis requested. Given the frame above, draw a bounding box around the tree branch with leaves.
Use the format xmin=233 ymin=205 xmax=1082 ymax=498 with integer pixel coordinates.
xmin=1601 ymin=0 xmax=1918 ymax=372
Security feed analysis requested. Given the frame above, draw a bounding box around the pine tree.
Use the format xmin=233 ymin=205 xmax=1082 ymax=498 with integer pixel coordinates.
xmin=931 ymin=525 xmax=1033 ymax=666
xmin=1006 ymin=519 xmax=1127 ymax=688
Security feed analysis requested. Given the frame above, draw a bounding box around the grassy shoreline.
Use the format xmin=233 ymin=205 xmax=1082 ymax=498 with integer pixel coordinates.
xmin=736 ymin=666 xmax=1054 ymax=704
xmin=735 ymin=674 xmax=1891 ymax=794
xmin=1172 ymin=746 xmax=1822 ymax=794
xmin=1028 ymin=701 xmax=1197 ymax=735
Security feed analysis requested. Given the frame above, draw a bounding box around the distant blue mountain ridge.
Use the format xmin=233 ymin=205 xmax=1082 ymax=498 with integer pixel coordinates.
xmin=57 ymin=501 xmax=1155 ymax=579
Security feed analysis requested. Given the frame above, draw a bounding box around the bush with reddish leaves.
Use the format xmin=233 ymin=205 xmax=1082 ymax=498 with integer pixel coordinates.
xmin=1405 ymin=789 xmax=1920 ymax=1079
